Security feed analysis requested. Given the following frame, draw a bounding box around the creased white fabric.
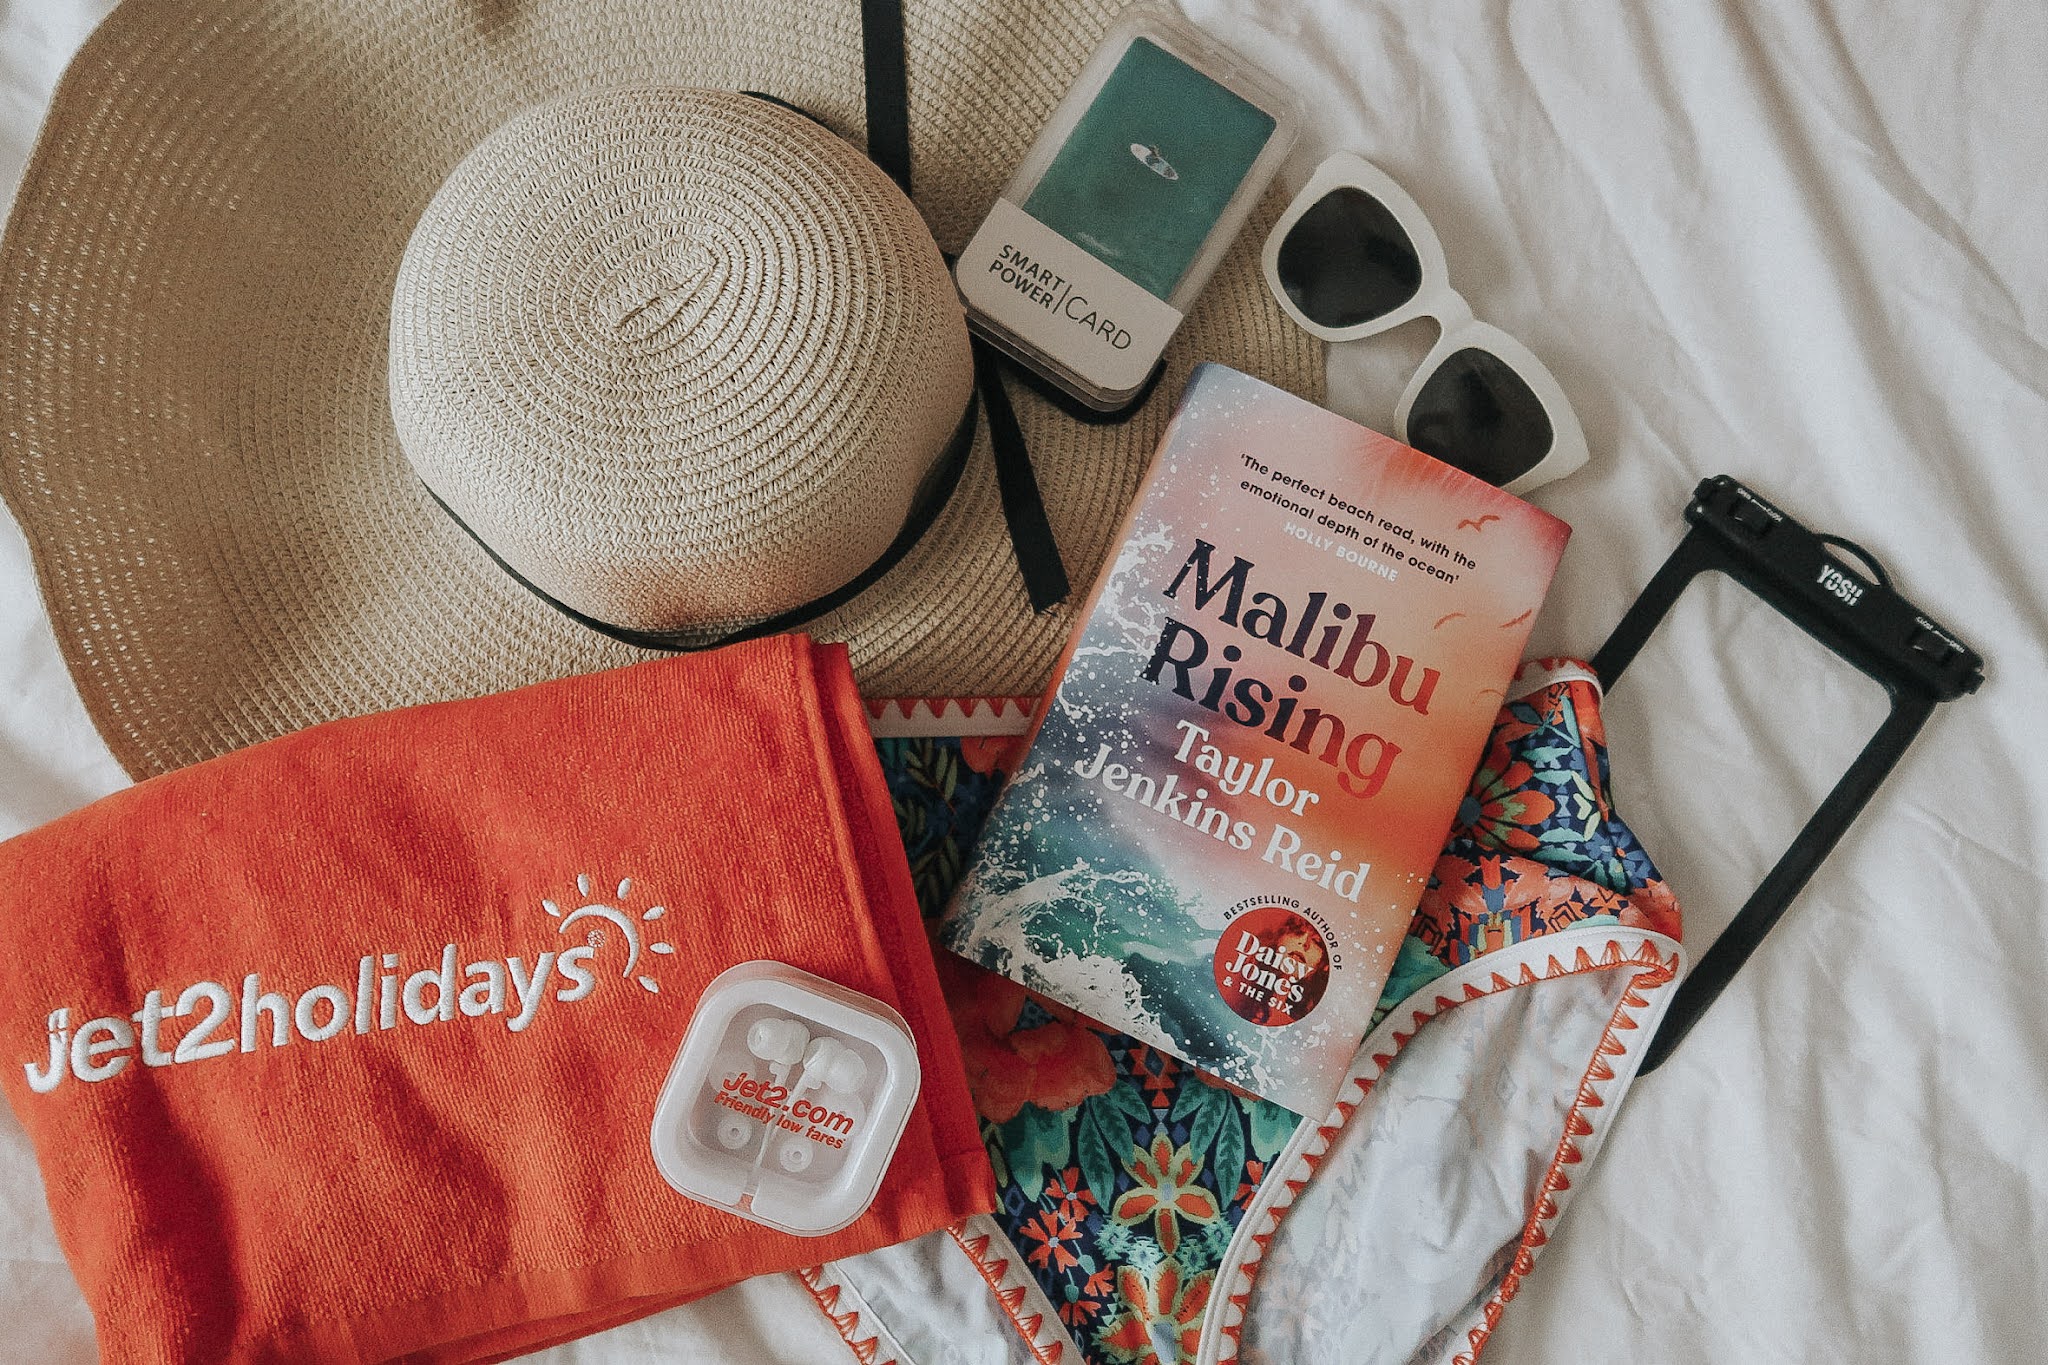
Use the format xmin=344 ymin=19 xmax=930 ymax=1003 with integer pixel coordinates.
xmin=4 ymin=1 xmax=2046 ymax=1362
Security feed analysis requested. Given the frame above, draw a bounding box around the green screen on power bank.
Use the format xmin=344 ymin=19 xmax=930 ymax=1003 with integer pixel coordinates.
xmin=1023 ymin=37 xmax=1276 ymax=300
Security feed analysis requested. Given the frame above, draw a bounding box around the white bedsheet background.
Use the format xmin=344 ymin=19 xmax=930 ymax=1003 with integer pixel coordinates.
xmin=3 ymin=1 xmax=2043 ymax=1361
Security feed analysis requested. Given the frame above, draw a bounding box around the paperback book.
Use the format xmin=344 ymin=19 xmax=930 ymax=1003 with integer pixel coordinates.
xmin=938 ymin=364 xmax=1570 ymax=1117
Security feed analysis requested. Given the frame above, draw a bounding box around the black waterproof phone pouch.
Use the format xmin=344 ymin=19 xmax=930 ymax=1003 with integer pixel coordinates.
xmin=1590 ymin=476 xmax=1984 ymax=1072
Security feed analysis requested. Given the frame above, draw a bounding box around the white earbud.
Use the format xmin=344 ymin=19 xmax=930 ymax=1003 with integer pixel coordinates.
xmin=776 ymin=1139 xmax=815 ymax=1173
xmin=747 ymin=1016 xmax=810 ymax=1085
xmin=794 ymin=1035 xmax=868 ymax=1098
xmin=715 ymin=1114 xmax=756 ymax=1151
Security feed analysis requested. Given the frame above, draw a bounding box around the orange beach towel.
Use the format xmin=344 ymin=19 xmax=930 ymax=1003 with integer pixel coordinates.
xmin=0 ymin=635 xmax=994 ymax=1363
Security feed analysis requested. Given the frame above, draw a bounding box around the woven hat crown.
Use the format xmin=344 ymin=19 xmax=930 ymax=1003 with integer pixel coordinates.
xmin=388 ymin=87 xmax=974 ymax=632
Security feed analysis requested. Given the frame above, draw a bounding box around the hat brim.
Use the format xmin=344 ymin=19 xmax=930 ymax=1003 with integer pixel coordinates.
xmin=0 ymin=0 xmax=1321 ymax=778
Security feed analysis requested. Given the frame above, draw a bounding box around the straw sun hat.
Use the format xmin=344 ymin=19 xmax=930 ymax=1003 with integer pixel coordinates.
xmin=0 ymin=0 xmax=1320 ymax=779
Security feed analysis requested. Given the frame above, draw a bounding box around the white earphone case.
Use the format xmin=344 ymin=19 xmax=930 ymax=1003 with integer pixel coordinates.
xmin=649 ymin=961 xmax=922 ymax=1236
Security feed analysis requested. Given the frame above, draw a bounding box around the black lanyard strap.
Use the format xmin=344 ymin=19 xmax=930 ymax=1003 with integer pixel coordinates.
xmin=860 ymin=0 xmax=1071 ymax=612
xmin=860 ymin=0 xmax=914 ymax=196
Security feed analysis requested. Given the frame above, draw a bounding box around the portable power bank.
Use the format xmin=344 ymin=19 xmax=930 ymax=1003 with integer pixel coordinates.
xmin=955 ymin=14 xmax=1298 ymax=412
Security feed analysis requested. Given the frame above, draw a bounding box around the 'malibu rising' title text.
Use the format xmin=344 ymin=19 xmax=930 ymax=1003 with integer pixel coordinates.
xmin=1142 ymin=540 xmax=1440 ymax=800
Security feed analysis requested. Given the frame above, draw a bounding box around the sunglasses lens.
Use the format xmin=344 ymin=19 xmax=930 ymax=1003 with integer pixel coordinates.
xmin=1405 ymin=348 xmax=1554 ymax=487
xmin=1277 ymin=187 xmax=1423 ymax=329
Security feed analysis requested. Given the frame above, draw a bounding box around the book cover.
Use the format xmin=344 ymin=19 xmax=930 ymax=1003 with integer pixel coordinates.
xmin=938 ymin=364 xmax=1571 ymax=1117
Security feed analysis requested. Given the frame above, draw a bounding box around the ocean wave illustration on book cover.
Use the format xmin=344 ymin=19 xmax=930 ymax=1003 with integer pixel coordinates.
xmin=946 ymin=517 xmax=1328 ymax=1089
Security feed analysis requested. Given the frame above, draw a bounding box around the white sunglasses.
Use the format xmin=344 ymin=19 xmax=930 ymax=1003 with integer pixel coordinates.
xmin=1262 ymin=153 xmax=1589 ymax=495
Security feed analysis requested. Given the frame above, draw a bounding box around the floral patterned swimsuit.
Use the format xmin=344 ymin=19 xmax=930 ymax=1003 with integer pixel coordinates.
xmin=810 ymin=661 xmax=1683 ymax=1365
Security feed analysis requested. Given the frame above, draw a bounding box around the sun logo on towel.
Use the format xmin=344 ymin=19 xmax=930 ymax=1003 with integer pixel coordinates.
xmin=542 ymin=874 xmax=674 ymax=994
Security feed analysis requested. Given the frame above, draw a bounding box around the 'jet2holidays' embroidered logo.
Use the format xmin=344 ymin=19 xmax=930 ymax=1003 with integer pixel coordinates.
xmin=21 ymin=871 xmax=672 ymax=1095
